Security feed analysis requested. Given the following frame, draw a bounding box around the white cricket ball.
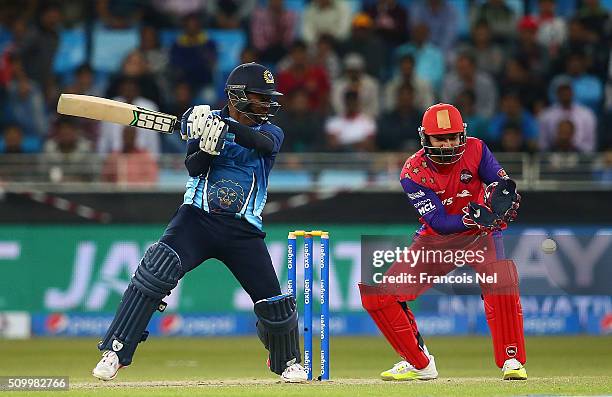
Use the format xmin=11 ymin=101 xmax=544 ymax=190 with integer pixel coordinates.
xmin=541 ymin=238 xmax=557 ymax=254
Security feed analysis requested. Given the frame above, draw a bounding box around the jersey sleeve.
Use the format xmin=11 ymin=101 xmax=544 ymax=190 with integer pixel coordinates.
xmin=478 ymin=142 xmax=506 ymax=185
xmin=400 ymin=177 xmax=468 ymax=235
xmin=258 ymin=123 xmax=284 ymax=156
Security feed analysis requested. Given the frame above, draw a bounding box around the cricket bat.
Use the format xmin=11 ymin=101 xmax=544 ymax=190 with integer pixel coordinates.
xmin=57 ymin=94 xmax=181 ymax=137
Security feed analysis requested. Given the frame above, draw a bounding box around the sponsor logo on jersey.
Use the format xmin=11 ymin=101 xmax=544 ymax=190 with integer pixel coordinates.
xmin=414 ymin=199 xmax=431 ymax=208
xmin=460 ymin=169 xmax=473 ymax=184
xmin=456 ymin=189 xmax=472 ymax=198
xmin=435 ymin=190 xmax=445 ymax=195
xmin=417 ymin=201 xmax=436 ymax=216
xmin=407 ymin=190 xmax=425 ymax=200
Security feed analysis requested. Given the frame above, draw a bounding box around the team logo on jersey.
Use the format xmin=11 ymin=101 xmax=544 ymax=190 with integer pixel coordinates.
xmin=208 ymin=179 xmax=245 ymax=212
xmin=498 ymin=168 xmax=509 ymax=180
xmin=263 ymin=70 xmax=274 ymax=84
xmin=460 ymin=169 xmax=473 ymax=184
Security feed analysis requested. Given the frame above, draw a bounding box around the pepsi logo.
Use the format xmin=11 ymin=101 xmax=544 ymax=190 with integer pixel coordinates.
xmin=160 ymin=314 xmax=182 ymax=335
xmin=460 ymin=169 xmax=473 ymax=184
xmin=45 ymin=313 xmax=68 ymax=334
xmin=506 ymin=345 xmax=517 ymax=357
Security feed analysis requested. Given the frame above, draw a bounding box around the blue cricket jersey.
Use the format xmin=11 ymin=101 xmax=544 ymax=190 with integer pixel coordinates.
xmin=183 ymin=108 xmax=284 ymax=231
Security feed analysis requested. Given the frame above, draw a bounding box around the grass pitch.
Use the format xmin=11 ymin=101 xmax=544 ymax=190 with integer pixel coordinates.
xmin=0 ymin=336 xmax=610 ymax=396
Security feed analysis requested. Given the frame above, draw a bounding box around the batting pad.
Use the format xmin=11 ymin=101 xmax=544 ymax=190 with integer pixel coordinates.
xmin=98 ymin=242 xmax=183 ymax=366
xmin=254 ymin=294 xmax=302 ymax=375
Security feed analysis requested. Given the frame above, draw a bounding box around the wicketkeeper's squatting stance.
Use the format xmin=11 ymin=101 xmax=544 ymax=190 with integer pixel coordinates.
xmin=359 ymin=103 xmax=526 ymax=381
xmin=92 ymin=63 xmax=308 ymax=383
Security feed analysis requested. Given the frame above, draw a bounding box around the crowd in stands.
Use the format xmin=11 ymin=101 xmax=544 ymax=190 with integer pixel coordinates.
xmin=0 ymin=0 xmax=611 ymax=183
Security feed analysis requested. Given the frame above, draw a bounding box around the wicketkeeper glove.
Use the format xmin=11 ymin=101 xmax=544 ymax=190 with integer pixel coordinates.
xmin=462 ymin=202 xmax=506 ymax=232
xmin=484 ymin=179 xmax=521 ymax=223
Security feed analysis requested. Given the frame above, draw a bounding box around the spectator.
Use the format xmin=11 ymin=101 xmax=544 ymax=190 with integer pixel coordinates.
xmin=106 ymin=50 xmax=162 ymax=106
xmin=250 ymin=0 xmax=298 ymax=64
xmin=64 ymin=64 xmax=104 ymax=97
xmin=276 ymin=40 xmax=330 ymax=113
xmin=455 ymin=90 xmax=489 ymax=140
xmin=169 ymin=13 xmax=217 ymax=93
xmin=43 ymin=117 xmax=92 ymax=181
xmin=494 ymin=122 xmax=530 ymax=152
xmin=384 ymin=54 xmax=434 ymax=112
xmin=575 ymin=0 xmax=609 ymax=41
xmin=96 ymin=0 xmax=142 ymax=29
xmin=538 ymin=82 xmax=596 ymax=152
xmin=410 ymin=0 xmax=459 ymax=52
xmin=549 ymin=52 xmax=603 ymax=112
xmin=101 ymin=126 xmax=158 ymax=185
xmin=275 ymin=90 xmax=325 ymax=152
xmin=455 ymin=20 xmax=505 ymax=78
xmin=139 ymin=26 xmax=168 ymax=77
xmin=44 ymin=117 xmax=91 ymax=161
xmin=5 ymin=58 xmax=47 ymax=137
xmin=499 ymin=58 xmax=547 ymax=114
xmin=551 ymin=119 xmax=578 ymax=152
xmin=394 ymin=23 xmax=445 ymax=91
xmin=377 ymin=83 xmax=421 ymax=151
xmin=511 ymin=16 xmax=550 ymax=78
xmin=341 ymin=13 xmax=386 ymax=81
xmin=302 ymin=0 xmax=352 ymax=46
xmin=489 ymin=91 xmax=538 ymax=150
xmin=325 ymin=90 xmax=376 ymax=152
xmin=97 ymin=77 xmax=161 ymax=158
xmin=14 ymin=4 xmax=62 ymax=89
xmin=441 ymin=51 xmax=497 ymax=118
xmin=363 ymin=0 xmax=409 ymax=47
xmin=552 ymin=18 xmax=608 ymax=79
xmin=331 ymin=53 xmax=380 ymax=118
xmin=470 ymin=0 xmax=517 ymax=44
xmin=311 ymin=34 xmax=341 ymax=81
xmin=205 ymin=0 xmax=256 ymax=30
xmin=240 ymin=47 xmax=259 ymax=64
xmin=535 ymin=0 xmax=567 ymax=56
xmin=0 ymin=124 xmax=40 ymax=153
xmin=147 ymin=0 xmax=207 ymax=26
xmin=162 ymin=81 xmax=194 ymax=153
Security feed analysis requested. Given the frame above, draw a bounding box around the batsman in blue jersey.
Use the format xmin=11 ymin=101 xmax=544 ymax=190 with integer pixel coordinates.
xmin=93 ymin=63 xmax=307 ymax=383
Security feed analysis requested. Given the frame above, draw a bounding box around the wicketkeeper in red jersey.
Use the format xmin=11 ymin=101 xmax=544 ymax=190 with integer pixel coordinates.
xmin=359 ymin=103 xmax=526 ymax=381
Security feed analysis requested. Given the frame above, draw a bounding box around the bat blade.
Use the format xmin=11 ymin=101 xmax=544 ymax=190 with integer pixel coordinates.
xmin=57 ymin=94 xmax=178 ymax=135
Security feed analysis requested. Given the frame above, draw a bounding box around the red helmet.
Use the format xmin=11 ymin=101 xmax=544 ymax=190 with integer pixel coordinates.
xmin=418 ymin=103 xmax=467 ymax=164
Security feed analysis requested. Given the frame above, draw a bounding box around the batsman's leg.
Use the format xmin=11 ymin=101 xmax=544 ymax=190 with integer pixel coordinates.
xmin=93 ymin=242 xmax=184 ymax=380
xmin=219 ymin=236 xmax=306 ymax=382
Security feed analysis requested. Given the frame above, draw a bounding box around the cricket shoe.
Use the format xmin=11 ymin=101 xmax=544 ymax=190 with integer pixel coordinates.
xmin=380 ymin=355 xmax=438 ymax=381
xmin=502 ymin=358 xmax=527 ymax=380
xmin=280 ymin=363 xmax=308 ymax=383
xmin=92 ymin=350 xmax=123 ymax=381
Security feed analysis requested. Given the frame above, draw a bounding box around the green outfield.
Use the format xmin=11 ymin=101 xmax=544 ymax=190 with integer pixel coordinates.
xmin=0 ymin=336 xmax=610 ymax=396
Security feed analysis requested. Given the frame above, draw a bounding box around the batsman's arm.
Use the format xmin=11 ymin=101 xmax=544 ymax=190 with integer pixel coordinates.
xmin=401 ymin=178 xmax=468 ymax=235
xmin=224 ymin=120 xmax=277 ymax=155
xmin=185 ymin=139 xmax=214 ymax=177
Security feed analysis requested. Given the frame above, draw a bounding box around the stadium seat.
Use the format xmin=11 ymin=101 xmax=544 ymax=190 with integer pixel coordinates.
xmin=268 ymin=170 xmax=314 ymax=191
xmin=158 ymin=169 xmax=189 ymax=189
xmin=53 ymin=27 xmax=87 ymax=79
xmin=91 ymin=23 xmax=139 ymax=73
xmin=317 ymin=170 xmax=368 ymax=189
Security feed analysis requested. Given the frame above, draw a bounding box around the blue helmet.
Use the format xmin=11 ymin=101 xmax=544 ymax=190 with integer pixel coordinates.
xmin=225 ymin=62 xmax=282 ymax=124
